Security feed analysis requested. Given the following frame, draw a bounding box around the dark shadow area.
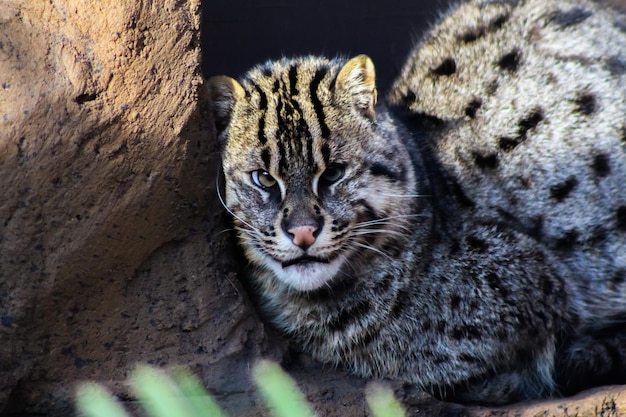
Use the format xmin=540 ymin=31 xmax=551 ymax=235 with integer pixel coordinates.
xmin=201 ymin=0 xmax=451 ymax=91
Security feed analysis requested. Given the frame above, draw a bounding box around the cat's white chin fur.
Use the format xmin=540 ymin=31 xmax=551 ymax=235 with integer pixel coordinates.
xmin=268 ymin=256 xmax=345 ymax=291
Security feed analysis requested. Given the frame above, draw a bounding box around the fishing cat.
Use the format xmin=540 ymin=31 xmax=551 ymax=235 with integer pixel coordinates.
xmin=207 ymin=0 xmax=626 ymax=404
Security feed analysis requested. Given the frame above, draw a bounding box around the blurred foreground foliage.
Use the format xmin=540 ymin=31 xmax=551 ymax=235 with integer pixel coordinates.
xmin=75 ymin=359 xmax=406 ymax=417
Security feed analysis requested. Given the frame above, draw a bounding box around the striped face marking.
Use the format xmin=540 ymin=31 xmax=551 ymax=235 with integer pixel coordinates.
xmin=209 ymin=56 xmax=417 ymax=291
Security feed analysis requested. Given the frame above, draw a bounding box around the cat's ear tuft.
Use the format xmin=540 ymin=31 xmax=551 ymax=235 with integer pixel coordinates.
xmin=206 ymin=75 xmax=245 ymax=144
xmin=335 ymin=55 xmax=378 ymax=119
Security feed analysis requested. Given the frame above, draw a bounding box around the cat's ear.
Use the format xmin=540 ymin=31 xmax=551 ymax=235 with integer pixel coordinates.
xmin=335 ymin=55 xmax=378 ymax=119
xmin=206 ymin=75 xmax=245 ymax=144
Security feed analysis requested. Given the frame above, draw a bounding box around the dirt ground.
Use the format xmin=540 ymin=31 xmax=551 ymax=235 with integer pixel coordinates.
xmin=0 ymin=0 xmax=625 ymax=416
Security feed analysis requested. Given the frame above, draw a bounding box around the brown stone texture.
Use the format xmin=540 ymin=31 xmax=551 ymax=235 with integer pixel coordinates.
xmin=0 ymin=0 xmax=269 ymax=413
xmin=0 ymin=0 xmax=624 ymax=416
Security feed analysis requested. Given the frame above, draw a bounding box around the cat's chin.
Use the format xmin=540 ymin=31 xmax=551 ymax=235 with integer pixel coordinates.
xmin=268 ymin=255 xmax=345 ymax=291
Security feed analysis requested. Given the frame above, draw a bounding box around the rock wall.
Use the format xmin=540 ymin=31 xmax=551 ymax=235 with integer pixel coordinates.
xmin=0 ymin=0 xmax=624 ymax=416
xmin=0 ymin=0 xmax=270 ymax=413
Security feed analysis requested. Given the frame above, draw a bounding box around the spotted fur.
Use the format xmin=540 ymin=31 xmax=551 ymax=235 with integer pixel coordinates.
xmin=388 ymin=0 xmax=626 ymax=399
xmin=208 ymin=0 xmax=626 ymax=405
xmin=389 ymin=0 xmax=626 ymax=330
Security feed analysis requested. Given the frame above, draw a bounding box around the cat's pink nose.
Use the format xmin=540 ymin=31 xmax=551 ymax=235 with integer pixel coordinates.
xmin=288 ymin=225 xmax=318 ymax=250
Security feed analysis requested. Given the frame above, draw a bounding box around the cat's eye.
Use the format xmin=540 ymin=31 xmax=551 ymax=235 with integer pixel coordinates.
xmin=251 ymin=170 xmax=278 ymax=189
xmin=320 ymin=164 xmax=346 ymax=185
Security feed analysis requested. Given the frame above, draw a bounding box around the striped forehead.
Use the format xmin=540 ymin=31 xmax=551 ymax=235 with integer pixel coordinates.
xmin=240 ymin=60 xmax=337 ymax=178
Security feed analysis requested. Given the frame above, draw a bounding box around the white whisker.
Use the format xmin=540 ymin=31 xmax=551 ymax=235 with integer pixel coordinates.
xmin=216 ymin=170 xmax=258 ymax=232
xmin=234 ymin=226 xmax=258 ymax=237
xmin=354 ymin=220 xmax=413 ymax=231
xmin=378 ymin=193 xmax=432 ymax=198
xmin=355 ymin=213 xmax=427 ymax=226
xmin=352 ymin=229 xmax=408 ymax=238
xmin=215 ymin=227 xmax=238 ymax=237
xmin=350 ymin=241 xmax=394 ymax=262
xmin=353 ymin=220 xmax=417 ymax=234
xmin=234 ymin=232 xmax=256 ymax=243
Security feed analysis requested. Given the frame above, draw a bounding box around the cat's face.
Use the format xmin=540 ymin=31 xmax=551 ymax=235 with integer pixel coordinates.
xmin=209 ymin=56 xmax=416 ymax=291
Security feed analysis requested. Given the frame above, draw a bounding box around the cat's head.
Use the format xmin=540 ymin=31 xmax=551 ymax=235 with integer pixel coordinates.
xmin=208 ymin=55 xmax=417 ymax=291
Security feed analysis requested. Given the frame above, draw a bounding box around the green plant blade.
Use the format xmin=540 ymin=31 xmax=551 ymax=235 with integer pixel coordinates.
xmin=75 ymin=383 xmax=130 ymax=417
xmin=131 ymin=365 xmax=198 ymax=417
xmin=365 ymin=383 xmax=407 ymax=417
xmin=172 ymin=369 xmax=228 ymax=417
xmin=252 ymin=360 xmax=315 ymax=417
